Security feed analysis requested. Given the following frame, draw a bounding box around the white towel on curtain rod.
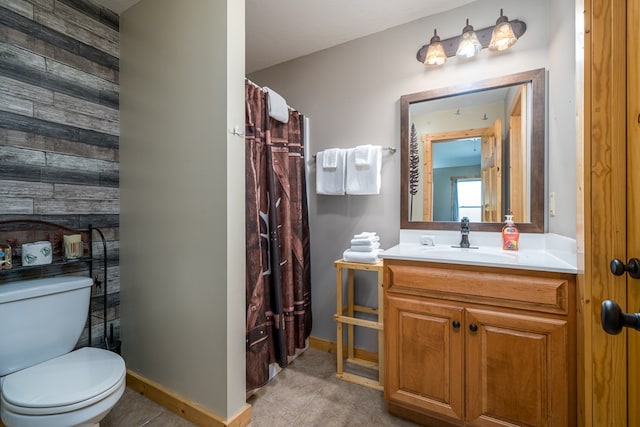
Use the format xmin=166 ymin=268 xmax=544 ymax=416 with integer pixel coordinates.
xmin=264 ymin=87 xmax=289 ymax=123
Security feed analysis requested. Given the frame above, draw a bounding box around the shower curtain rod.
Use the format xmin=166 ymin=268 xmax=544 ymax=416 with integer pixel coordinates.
xmin=311 ymin=146 xmax=397 ymax=162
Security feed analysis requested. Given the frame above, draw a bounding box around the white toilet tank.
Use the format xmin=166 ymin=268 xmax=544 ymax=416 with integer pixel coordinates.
xmin=0 ymin=276 xmax=93 ymax=377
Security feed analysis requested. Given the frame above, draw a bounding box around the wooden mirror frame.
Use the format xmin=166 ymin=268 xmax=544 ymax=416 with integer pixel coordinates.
xmin=400 ymin=68 xmax=546 ymax=232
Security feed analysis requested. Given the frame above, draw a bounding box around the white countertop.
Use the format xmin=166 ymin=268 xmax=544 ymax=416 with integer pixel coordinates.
xmin=381 ymin=230 xmax=578 ymax=274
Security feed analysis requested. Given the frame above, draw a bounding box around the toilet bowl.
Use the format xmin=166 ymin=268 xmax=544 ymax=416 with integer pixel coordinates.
xmin=1 ymin=348 xmax=126 ymax=427
xmin=0 ymin=277 xmax=127 ymax=427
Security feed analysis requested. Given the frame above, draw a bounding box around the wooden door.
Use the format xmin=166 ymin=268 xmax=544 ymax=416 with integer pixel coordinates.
xmin=627 ymin=2 xmax=640 ymax=425
xmin=481 ymin=119 xmax=502 ymax=222
xmin=465 ymin=308 xmax=569 ymax=427
xmin=583 ymin=0 xmax=639 ymax=425
xmin=385 ymin=295 xmax=464 ymax=421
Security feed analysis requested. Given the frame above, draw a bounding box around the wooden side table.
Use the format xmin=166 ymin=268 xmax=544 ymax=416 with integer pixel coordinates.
xmin=333 ymin=258 xmax=384 ymax=390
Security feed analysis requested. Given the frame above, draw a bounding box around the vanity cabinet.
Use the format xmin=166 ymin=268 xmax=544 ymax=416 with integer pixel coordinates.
xmin=384 ymin=259 xmax=576 ymax=427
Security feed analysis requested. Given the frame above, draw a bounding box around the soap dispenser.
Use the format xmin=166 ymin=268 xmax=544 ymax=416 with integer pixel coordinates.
xmin=502 ymin=214 xmax=519 ymax=251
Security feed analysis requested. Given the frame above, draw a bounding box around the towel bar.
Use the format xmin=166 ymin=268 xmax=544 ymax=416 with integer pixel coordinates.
xmin=311 ymin=146 xmax=396 ymax=162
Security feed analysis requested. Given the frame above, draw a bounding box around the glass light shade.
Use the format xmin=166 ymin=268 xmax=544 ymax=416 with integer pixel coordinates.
xmin=489 ymin=9 xmax=518 ymax=51
xmin=425 ymin=42 xmax=447 ymax=65
xmin=456 ymin=31 xmax=482 ymax=58
xmin=424 ymin=29 xmax=447 ymax=66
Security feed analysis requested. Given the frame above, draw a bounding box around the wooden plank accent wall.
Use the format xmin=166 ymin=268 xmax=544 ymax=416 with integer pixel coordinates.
xmin=0 ymin=0 xmax=120 ymax=348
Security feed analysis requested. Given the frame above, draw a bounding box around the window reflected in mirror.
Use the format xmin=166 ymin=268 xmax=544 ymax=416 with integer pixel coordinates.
xmin=455 ymin=178 xmax=482 ymax=222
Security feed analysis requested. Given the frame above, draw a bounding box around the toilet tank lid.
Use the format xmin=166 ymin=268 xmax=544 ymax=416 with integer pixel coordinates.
xmin=0 ymin=276 xmax=93 ymax=304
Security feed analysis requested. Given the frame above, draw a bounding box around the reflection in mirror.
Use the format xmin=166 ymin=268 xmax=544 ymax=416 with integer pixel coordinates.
xmin=401 ymin=69 xmax=545 ymax=232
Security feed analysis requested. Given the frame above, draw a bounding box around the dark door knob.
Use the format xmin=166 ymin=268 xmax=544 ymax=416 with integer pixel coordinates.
xmin=601 ymin=300 xmax=640 ymax=335
xmin=610 ymin=258 xmax=640 ymax=279
xmin=469 ymin=323 xmax=478 ymax=332
xmin=452 ymin=320 xmax=460 ymax=329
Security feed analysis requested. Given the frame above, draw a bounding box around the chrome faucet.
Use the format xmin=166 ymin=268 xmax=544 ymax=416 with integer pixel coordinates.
xmin=459 ymin=217 xmax=470 ymax=248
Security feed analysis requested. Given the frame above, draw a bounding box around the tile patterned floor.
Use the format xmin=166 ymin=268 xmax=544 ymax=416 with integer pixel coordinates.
xmin=104 ymin=348 xmax=419 ymax=426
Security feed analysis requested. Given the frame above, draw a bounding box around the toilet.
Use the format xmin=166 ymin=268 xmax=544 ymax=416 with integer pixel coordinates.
xmin=0 ymin=276 xmax=126 ymax=427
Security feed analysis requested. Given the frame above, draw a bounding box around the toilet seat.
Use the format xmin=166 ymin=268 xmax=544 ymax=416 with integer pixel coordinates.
xmin=1 ymin=347 xmax=125 ymax=416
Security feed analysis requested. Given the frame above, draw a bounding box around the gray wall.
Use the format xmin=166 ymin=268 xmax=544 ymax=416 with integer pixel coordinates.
xmin=119 ymin=0 xmax=245 ymax=419
xmin=0 ymin=0 xmax=120 ymax=347
xmin=249 ymin=0 xmax=576 ymax=350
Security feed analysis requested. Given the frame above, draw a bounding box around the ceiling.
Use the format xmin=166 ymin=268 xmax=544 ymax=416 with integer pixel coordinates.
xmin=94 ymin=0 xmax=476 ymax=73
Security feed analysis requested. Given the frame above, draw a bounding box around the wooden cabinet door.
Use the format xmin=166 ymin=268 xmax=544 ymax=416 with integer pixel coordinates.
xmin=465 ymin=308 xmax=569 ymax=427
xmin=385 ymin=295 xmax=464 ymax=421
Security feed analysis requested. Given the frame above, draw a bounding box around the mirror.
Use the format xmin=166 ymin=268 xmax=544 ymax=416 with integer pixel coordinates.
xmin=400 ymin=68 xmax=545 ymax=232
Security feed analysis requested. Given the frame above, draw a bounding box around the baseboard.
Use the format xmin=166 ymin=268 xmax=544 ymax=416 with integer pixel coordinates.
xmin=308 ymin=336 xmax=378 ymax=363
xmin=126 ymin=370 xmax=251 ymax=427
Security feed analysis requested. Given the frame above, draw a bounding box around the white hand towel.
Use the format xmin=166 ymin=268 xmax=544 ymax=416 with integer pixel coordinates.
xmin=264 ymin=87 xmax=289 ymax=124
xmin=353 ymin=232 xmax=377 ymax=239
xmin=350 ymin=236 xmax=380 ymax=246
xmin=354 ymin=145 xmax=373 ymax=166
xmin=350 ymin=242 xmax=380 ymax=252
xmin=343 ymin=249 xmax=382 ymax=264
xmin=322 ymin=148 xmax=340 ymax=169
xmin=346 ymin=146 xmax=382 ymax=195
xmin=316 ymin=149 xmax=346 ymax=195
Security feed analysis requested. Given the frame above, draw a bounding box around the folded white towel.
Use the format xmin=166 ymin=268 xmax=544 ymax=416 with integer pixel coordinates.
xmin=353 ymin=232 xmax=377 ymax=239
xmin=350 ymin=242 xmax=380 ymax=252
xmin=354 ymin=144 xmax=373 ymax=166
xmin=264 ymin=87 xmax=289 ymax=124
xmin=316 ymin=149 xmax=346 ymax=195
xmin=346 ymin=146 xmax=382 ymax=195
xmin=343 ymin=249 xmax=382 ymax=264
xmin=322 ymin=148 xmax=340 ymax=169
xmin=350 ymin=236 xmax=380 ymax=246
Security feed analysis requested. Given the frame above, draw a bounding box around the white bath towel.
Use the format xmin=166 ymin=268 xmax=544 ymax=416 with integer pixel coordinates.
xmin=322 ymin=148 xmax=340 ymax=169
xmin=349 ymin=242 xmax=380 ymax=252
xmin=316 ymin=149 xmax=346 ymax=195
xmin=346 ymin=145 xmax=382 ymax=195
xmin=264 ymin=87 xmax=289 ymax=124
xmin=343 ymin=249 xmax=383 ymax=264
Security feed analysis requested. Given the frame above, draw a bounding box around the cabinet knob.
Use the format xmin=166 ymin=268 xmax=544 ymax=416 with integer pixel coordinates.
xmin=610 ymin=258 xmax=640 ymax=279
xmin=469 ymin=323 xmax=478 ymax=332
xmin=452 ymin=320 xmax=460 ymax=329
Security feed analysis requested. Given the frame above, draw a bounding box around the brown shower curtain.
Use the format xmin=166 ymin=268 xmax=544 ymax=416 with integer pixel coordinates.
xmin=245 ymin=82 xmax=312 ymax=391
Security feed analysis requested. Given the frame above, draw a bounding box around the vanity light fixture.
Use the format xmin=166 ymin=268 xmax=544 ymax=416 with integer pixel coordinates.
xmin=416 ymin=10 xmax=526 ymax=65
xmin=456 ymin=19 xmax=482 ymax=58
xmin=424 ymin=29 xmax=447 ymax=65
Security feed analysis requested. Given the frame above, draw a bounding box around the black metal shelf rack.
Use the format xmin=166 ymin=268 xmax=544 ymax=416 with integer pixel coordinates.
xmin=0 ymin=219 xmax=114 ymax=352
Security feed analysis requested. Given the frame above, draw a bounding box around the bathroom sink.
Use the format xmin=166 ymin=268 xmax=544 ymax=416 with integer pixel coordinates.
xmin=416 ymin=245 xmax=521 ymax=263
xmin=382 ymin=240 xmax=578 ymax=274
